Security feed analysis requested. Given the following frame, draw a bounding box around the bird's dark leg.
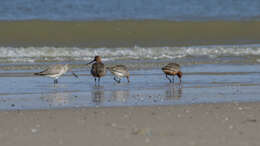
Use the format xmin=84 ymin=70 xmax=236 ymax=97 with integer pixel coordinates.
xmin=166 ymin=74 xmax=171 ymax=83
xmin=94 ymin=78 xmax=97 ymax=85
xmin=114 ymin=77 xmax=118 ymax=83
xmin=179 ymin=77 xmax=182 ymax=88
xmin=172 ymin=75 xmax=175 ymax=83
xmin=54 ymin=79 xmax=58 ymax=84
xmin=114 ymin=77 xmax=120 ymax=83
xmin=98 ymin=77 xmax=101 ymax=86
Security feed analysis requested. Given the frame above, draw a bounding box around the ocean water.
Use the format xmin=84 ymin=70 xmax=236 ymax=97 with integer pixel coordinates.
xmin=0 ymin=0 xmax=259 ymax=65
xmin=1 ymin=0 xmax=260 ymax=21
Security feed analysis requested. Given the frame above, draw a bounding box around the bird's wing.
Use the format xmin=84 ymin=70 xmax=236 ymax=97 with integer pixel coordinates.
xmin=96 ymin=63 xmax=106 ymax=74
xmin=35 ymin=65 xmax=62 ymax=75
xmin=162 ymin=63 xmax=180 ymax=72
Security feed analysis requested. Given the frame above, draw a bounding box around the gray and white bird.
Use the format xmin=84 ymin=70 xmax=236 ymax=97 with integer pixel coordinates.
xmin=107 ymin=65 xmax=130 ymax=83
xmin=162 ymin=63 xmax=182 ymax=83
xmin=34 ymin=64 xmax=78 ymax=84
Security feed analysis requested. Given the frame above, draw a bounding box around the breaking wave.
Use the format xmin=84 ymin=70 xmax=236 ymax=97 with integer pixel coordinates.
xmin=1 ymin=45 xmax=260 ymax=63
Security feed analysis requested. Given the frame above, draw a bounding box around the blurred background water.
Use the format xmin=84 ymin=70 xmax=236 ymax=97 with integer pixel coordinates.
xmin=1 ymin=0 xmax=260 ymax=21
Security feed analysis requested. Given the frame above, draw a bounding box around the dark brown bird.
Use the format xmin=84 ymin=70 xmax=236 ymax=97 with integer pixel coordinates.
xmin=87 ymin=56 xmax=106 ymax=85
xmin=162 ymin=63 xmax=182 ymax=83
xmin=107 ymin=65 xmax=130 ymax=83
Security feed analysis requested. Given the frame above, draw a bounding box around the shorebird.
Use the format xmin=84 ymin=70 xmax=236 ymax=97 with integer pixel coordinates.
xmin=34 ymin=64 xmax=78 ymax=84
xmin=107 ymin=65 xmax=130 ymax=83
xmin=87 ymin=56 xmax=106 ymax=85
xmin=162 ymin=63 xmax=182 ymax=83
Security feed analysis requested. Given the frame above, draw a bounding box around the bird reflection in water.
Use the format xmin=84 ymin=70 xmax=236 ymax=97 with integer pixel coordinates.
xmin=91 ymin=85 xmax=105 ymax=105
xmin=111 ymin=89 xmax=129 ymax=103
xmin=165 ymin=84 xmax=182 ymax=100
xmin=40 ymin=92 xmax=70 ymax=107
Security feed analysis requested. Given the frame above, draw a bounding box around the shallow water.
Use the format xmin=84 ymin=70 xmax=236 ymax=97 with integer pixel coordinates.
xmin=0 ymin=64 xmax=260 ymax=110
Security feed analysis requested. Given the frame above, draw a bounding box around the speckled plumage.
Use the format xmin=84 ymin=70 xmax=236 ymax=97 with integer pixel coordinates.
xmin=162 ymin=63 xmax=182 ymax=83
xmin=162 ymin=63 xmax=181 ymax=75
xmin=107 ymin=65 xmax=130 ymax=83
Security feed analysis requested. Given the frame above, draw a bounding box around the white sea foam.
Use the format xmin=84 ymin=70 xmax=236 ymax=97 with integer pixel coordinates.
xmin=1 ymin=45 xmax=260 ymax=63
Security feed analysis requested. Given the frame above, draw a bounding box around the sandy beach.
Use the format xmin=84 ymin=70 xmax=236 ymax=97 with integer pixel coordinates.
xmin=0 ymin=102 xmax=259 ymax=146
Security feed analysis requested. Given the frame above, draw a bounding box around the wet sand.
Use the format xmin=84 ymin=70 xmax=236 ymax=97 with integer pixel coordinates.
xmin=0 ymin=102 xmax=260 ymax=146
xmin=1 ymin=20 xmax=260 ymax=47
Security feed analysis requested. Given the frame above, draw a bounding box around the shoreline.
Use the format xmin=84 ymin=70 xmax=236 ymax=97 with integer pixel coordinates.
xmin=1 ymin=102 xmax=259 ymax=146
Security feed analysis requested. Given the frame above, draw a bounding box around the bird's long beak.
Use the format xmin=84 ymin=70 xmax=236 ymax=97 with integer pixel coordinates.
xmin=68 ymin=68 xmax=79 ymax=79
xmin=87 ymin=59 xmax=95 ymax=65
xmin=71 ymin=71 xmax=79 ymax=78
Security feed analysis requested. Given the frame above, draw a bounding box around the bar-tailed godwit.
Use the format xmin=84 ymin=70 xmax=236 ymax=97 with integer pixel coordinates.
xmin=34 ymin=64 xmax=78 ymax=84
xmin=107 ymin=65 xmax=130 ymax=83
xmin=87 ymin=56 xmax=106 ymax=85
xmin=162 ymin=63 xmax=182 ymax=83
